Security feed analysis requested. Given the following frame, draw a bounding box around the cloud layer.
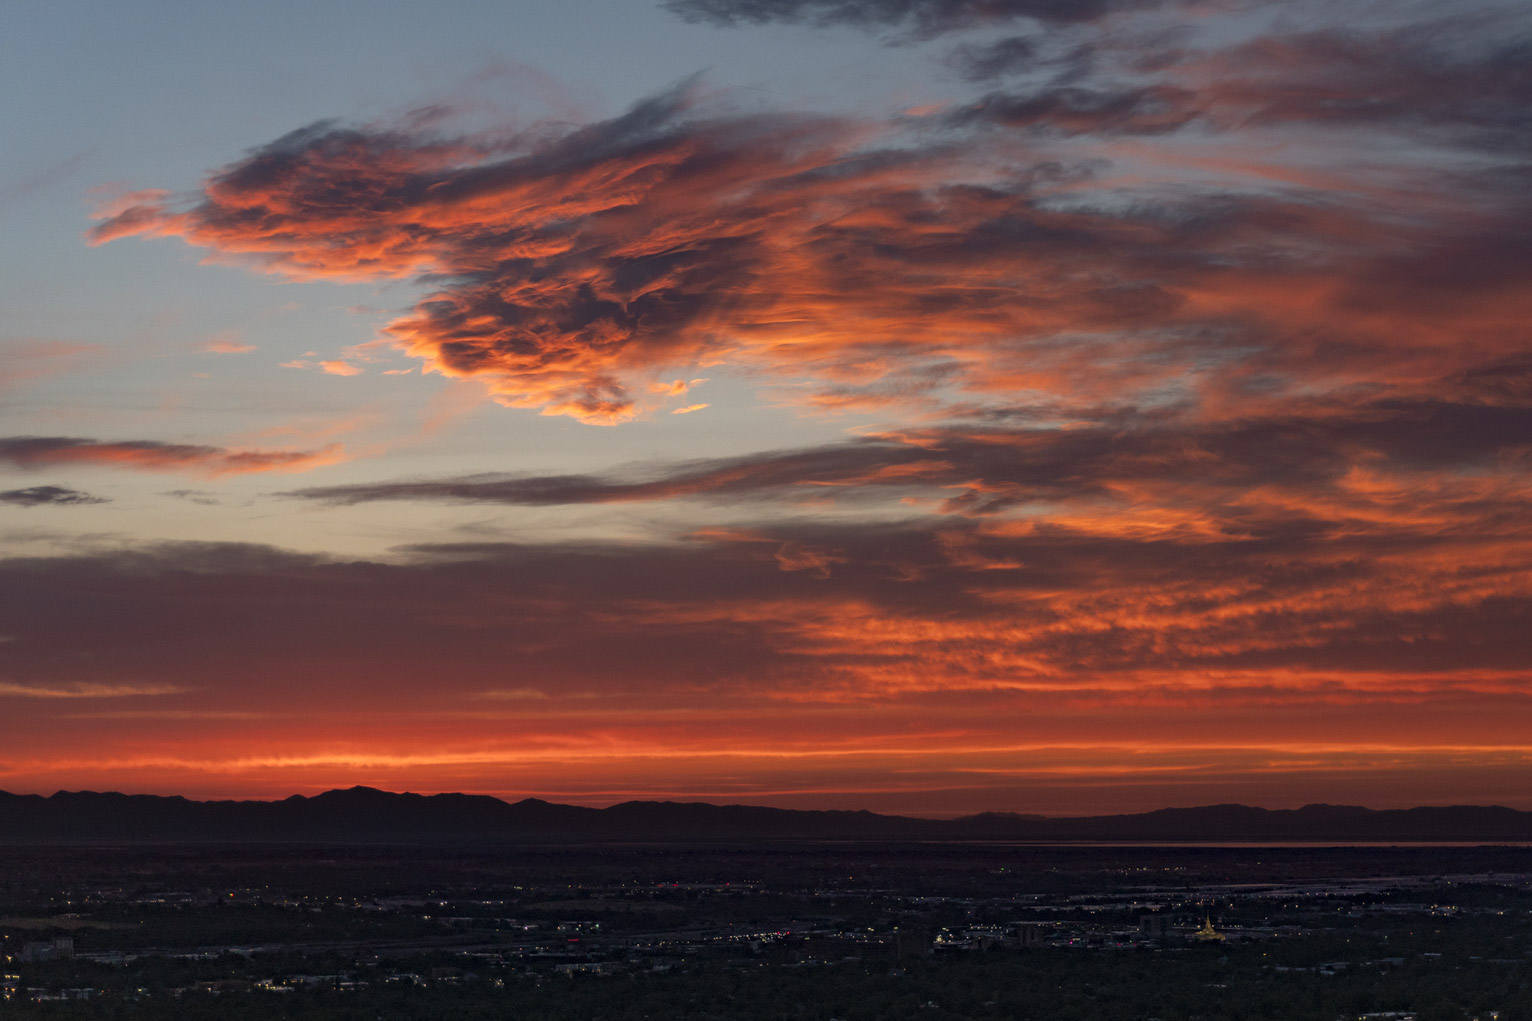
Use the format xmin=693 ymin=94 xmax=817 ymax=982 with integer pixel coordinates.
xmin=2 ymin=531 xmax=1527 ymax=807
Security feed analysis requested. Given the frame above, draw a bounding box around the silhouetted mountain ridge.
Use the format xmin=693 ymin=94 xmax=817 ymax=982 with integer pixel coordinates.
xmin=1 ymin=787 xmax=1529 ymax=843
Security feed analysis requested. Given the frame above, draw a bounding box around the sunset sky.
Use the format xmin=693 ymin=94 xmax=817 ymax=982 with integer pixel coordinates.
xmin=2 ymin=0 xmax=1529 ymax=816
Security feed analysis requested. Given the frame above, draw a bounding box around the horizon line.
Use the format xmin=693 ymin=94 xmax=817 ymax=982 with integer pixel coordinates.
xmin=4 ymin=784 xmax=1524 ymax=820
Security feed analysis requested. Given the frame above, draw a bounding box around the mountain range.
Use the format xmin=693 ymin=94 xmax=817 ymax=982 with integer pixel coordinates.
xmin=3 ymin=787 xmax=1531 ymax=844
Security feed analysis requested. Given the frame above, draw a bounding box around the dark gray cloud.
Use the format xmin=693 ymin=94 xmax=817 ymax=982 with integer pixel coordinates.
xmin=163 ymin=489 xmax=221 ymax=506
xmin=663 ymin=0 xmax=1170 ymax=35
xmin=949 ymin=23 xmax=1532 ymax=148
xmin=284 ymin=443 xmax=941 ymax=507
xmin=954 ymin=83 xmax=1197 ymax=135
xmin=948 ymin=35 xmax=1049 ymax=79
xmin=0 ymin=485 xmax=108 ymax=508
xmin=284 ymin=396 xmax=1532 ymax=514
xmin=1206 ymin=29 xmax=1532 ymax=142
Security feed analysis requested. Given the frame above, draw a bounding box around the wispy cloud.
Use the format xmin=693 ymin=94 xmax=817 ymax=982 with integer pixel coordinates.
xmin=0 ymin=436 xmax=344 ymax=476
xmin=0 ymin=681 xmax=185 ymax=699
xmin=664 ymin=0 xmax=1178 ymax=35
xmin=0 ymin=339 xmax=106 ymax=391
xmin=283 ymin=394 xmax=1532 ymax=514
xmin=0 ymin=485 xmax=109 ymax=508
xmin=163 ymin=489 xmax=220 ymax=505
xmin=201 ymin=333 xmax=257 ymax=354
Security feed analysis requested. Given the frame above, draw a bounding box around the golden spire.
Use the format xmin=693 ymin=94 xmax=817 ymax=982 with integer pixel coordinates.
xmin=1194 ymin=912 xmax=1226 ymax=942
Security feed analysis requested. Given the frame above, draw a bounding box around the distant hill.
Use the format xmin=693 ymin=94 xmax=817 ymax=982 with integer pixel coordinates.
xmin=1 ymin=787 xmax=1529 ymax=844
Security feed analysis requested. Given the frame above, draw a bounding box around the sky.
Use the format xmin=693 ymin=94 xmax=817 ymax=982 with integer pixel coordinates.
xmin=1 ymin=0 xmax=1529 ymax=816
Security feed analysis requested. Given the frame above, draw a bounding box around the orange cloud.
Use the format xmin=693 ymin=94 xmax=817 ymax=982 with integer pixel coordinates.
xmin=202 ymin=334 xmax=256 ymax=354
xmin=88 ymin=46 xmax=1531 ymax=435
xmin=92 ymin=126 xmax=1517 ymax=431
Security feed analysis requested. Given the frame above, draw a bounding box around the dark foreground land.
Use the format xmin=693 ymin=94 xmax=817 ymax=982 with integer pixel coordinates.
xmin=3 ymin=842 xmax=1530 ymax=1019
